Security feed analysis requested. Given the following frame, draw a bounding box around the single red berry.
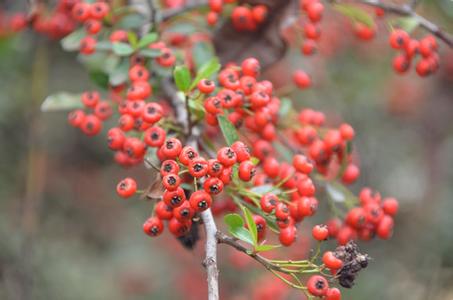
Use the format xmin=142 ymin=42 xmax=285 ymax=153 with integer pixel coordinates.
xmin=123 ymin=137 xmax=146 ymax=158
xmin=163 ymin=187 xmax=186 ymax=208
xmin=207 ymin=159 xmax=224 ymax=177
xmin=217 ymin=147 xmax=237 ymax=167
xmin=304 ymin=22 xmax=321 ymax=40
xmin=161 ymin=138 xmax=183 ymax=159
xmin=129 ymin=64 xmax=150 ymax=82
xmin=81 ymin=91 xmax=100 ymax=108
xmin=160 ymin=159 xmax=180 ymax=176
xmin=231 ymin=141 xmax=251 ymax=162
xmin=253 ymin=215 xmax=267 ymax=241
xmin=389 ymin=29 xmax=410 ymax=49
xmin=307 ymin=275 xmax=329 ymax=296
xmin=382 ymin=197 xmax=398 ymax=216
xmin=260 ymin=193 xmax=279 ymax=213
xmin=325 ymin=288 xmax=342 ymax=300
xmin=85 ymin=20 xmax=102 ymax=35
xmin=94 ymin=101 xmax=113 ymax=120
xmin=263 ymin=157 xmax=280 ymax=178
xmin=155 ymin=201 xmax=173 ymax=220
xmin=90 ymin=2 xmax=110 ymax=20
xmin=297 ymin=178 xmax=316 ymax=197
xmin=189 ymin=190 xmax=213 ymax=212
xmin=179 ymin=146 xmax=199 ymax=165
xmin=116 ymin=177 xmax=137 ymax=198
xmin=275 ymin=202 xmax=290 ymax=221
xmin=251 ymin=5 xmax=268 ymax=23
xmin=306 ymin=2 xmax=324 ymax=22
xmin=162 ymin=174 xmax=181 ymax=191
xmin=173 ymin=201 xmax=195 ymax=222
xmin=376 ymin=215 xmax=394 ymax=239
xmin=206 ymin=11 xmax=219 ymax=26
xmin=301 ymin=39 xmax=317 ymax=56
xmin=198 ymin=79 xmax=216 ymax=94
xmin=241 ymin=57 xmax=260 ymax=78
xmin=203 ymin=177 xmax=224 ymax=195
xmin=79 ymin=36 xmax=96 ymax=55
xmin=188 ymin=157 xmax=209 ymax=178
xmin=208 ymin=0 xmax=223 ymax=13
xmin=238 ymin=160 xmax=256 ymax=182
xmin=80 ymin=114 xmax=102 ymax=136
xmin=107 ymin=127 xmax=125 ymax=150
xmin=364 ymin=202 xmax=384 ymax=224
xmin=168 ymin=217 xmax=192 ymax=237
xmin=342 ymin=163 xmax=360 ymax=184
xmin=72 ymin=2 xmax=91 ymax=22
xmin=293 ymin=154 xmax=313 ymax=174
xmin=144 ymin=126 xmax=166 ymax=147
xmin=279 ymin=226 xmax=296 ymax=246
xmin=392 ymin=54 xmax=411 ymax=74
xmin=312 ymin=224 xmax=329 ymax=241
xmin=143 ymin=217 xmax=163 ymax=237
xmin=219 ymin=167 xmax=233 ymax=184
xmin=298 ymin=197 xmax=318 ymax=216
xmin=68 ymin=109 xmax=85 ymax=127
xmin=293 ymin=70 xmax=311 ymax=89
xmin=322 ymin=251 xmax=343 ymax=270
xmin=339 ymin=123 xmax=355 ymax=140
xmin=354 ymin=23 xmax=375 ymax=41
xmin=346 ymin=207 xmax=367 ymax=229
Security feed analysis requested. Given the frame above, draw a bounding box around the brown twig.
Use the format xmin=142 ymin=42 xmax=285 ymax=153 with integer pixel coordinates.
xmin=356 ymin=0 xmax=453 ymax=47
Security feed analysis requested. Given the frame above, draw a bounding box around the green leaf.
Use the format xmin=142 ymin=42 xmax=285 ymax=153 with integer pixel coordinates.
xmin=127 ymin=31 xmax=139 ymax=48
xmin=278 ymin=98 xmax=293 ymax=119
xmin=190 ymin=57 xmax=221 ymax=90
xmin=242 ymin=206 xmax=258 ymax=246
xmin=334 ymin=4 xmax=374 ymax=28
xmin=41 ymin=92 xmax=83 ymax=112
xmin=249 ymin=185 xmax=276 ymax=195
xmin=217 ymin=115 xmax=239 ymax=146
xmin=116 ymin=14 xmax=144 ymax=29
xmin=250 ymin=157 xmax=260 ymax=166
xmin=188 ymin=99 xmax=206 ymax=119
xmin=255 ymin=244 xmax=281 ymax=252
xmin=112 ymin=42 xmax=134 ymax=56
xmin=224 ymin=214 xmax=255 ymax=245
xmin=109 ymin=59 xmax=129 ymax=86
xmin=173 ymin=65 xmax=192 ymax=92
xmin=139 ymin=48 xmax=162 ymax=58
xmin=192 ymin=42 xmax=215 ymax=71
xmin=138 ymin=32 xmax=158 ymax=49
xmin=392 ymin=17 xmax=419 ymax=34
xmin=60 ymin=29 xmax=85 ymax=51
xmin=95 ymin=41 xmax=113 ymax=51
xmin=89 ymin=71 xmax=109 ymax=89
xmin=326 ymin=182 xmax=346 ymax=203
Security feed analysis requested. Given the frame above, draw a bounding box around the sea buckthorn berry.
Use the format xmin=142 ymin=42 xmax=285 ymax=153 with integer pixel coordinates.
xmin=342 ymin=163 xmax=360 ymax=184
xmin=68 ymin=109 xmax=85 ymax=127
xmin=116 ymin=177 xmax=137 ymax=198
xmin=163 ymin=187 xmax=186 ymax=208
xmin=162 ymin=174 xmax=181 ymax=191
xmin=312 ymin=224 xmax=329 ymax=241
xmin=188 ymin=157 xmax=209 ymax=178
xmin=203 ymin=177 xmax=224 ymax=195
xmin=307 ymin=275 xmax=329 ymax=297
xmin=279 ymin=225 xmax=296 ymax=246
xmin=80 ymin=36 xmax=96 ymax=55
xmin=275 ymin=202 xmax=290 ymax=220
xmin=241 ymin=57 xmax=260 ymax=78
xmin=207 ymin=159 xmax=224 ymax=177
xmin=382 ymin=197 xmax=399 ymax=216
xmin=293 ymin=154 xmax=313 ymax=174
xmin=231 ymin=141 xmax=251 ymax=162
xmin=189 ymin=190 xmax=213 ymax=212
xmin=260 ymin=193 xmax=279 ymax=213
xmin=217 ymin=147 xmax=237 ymax=167
xmin=161 ymin=138 xmax=183 ymax=159
xmin=198 ymin=79 xmax=216 ymax=94
xmin=155 ymin=201 xmax=173 ymax=220
xmin=173 ymin=201 xmax=195 ymax=222
xmin=326 ymin=288 xmax=342 ymax=300
xmin=293 ymin=70 xmax=311 ymax=89
xmin=90 ymin=2 xmax=110 ymax=20
xmin=238 ymin=160 xmax=256 ymax=182
xmin=322 ymin=251 xmax=343 ymax=270
xmin=168 ymin=217 xmax=192 ymax=237
xmin=107 ymin=127 xmax=125 ymax=150
xmin=143 ymin=217 xmax=163 ymax=237
xmin=339 ymin=123 xmax=355 ymax=141
xmin=144 ymin=126 xmax=166 ymax=147
xmin=376 ymin=215 xmax=394 ymax=239
xmin=94 ymin=101 xmax=113 ymax=120
xmin=81 ymin=114 xmax=102 ymax=136
xmin=389 ymin=29 xmax=410 ymax=49
xmin=160 ymin=160 xmax=180 ymax=176
xmin=179 ymin=146 xmax=199 ymax=165
xmin=81 ymin=91 xmax=100 ymax=108
xmin=129 ymin=64 xmax=150 ymax=82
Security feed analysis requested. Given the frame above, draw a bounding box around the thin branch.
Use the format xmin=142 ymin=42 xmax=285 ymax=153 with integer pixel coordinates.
xmin=356 ymin=0 xmax=453 ymax=47
xmin=201 ymin=210 xmax=219 ymax=300
xmin=145 ymin=0 xmax=158 ymax=30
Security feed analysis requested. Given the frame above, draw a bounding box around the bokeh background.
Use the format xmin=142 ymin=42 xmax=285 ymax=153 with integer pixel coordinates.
xmin=1 ymin=0 xmax=453 ymax=299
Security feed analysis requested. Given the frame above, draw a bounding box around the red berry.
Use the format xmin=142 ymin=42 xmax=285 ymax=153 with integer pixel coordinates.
xmin=161 ymin=138 xmax=183 ymax=159
xmin=382 ymin=197 xmax=398 ymax=216
xmin=306 ymin=2 xmax=324 ymax=22
xmin=238 ymin=160 xmax=256 ymax=182
xmin=143 ymin=217 xmax=163 ymax=237
xmin=231 ymin=141 xmax=251 ymax=162
xmin=163 ymin=187 xmax=186 ymax=208
xmin=339 ymin=123 xmax=355 ymax=140
xmin=253 ymin=215 xmax=267 ymax=240
xmin=217 ymin=147 xmax=237 ymax=167
xmin=168 ymin=217 xmax=192 ymax=237
xmin=80 ymin=114 xmax=102 ymax=136
xmin=207 ymin=159 xmax=224 ymax=177
xmin=293 ymin=70 xmax=311 ymax=89
xmin=342 ymin=163 xmax=360 ymax=184
xmin=203 ymin=177 xmax=224 ymax=195
xmin=129 ymin=64 xmax=150 ymax=82
xmin=123 ymin=137 xmax=146 ymax=158
xmin=307 ymin=275 xmax=328 ymax=296
xmin=198 ymin=79 xmax=216 ymax=94
xmin=312 ymin=224 xmax=329 ymax=241
xmin=94 ymin=101 xmax=113 ymax=120
xmin=107 ymin=127 xmax=125 ymax=150
xmin=68 ymin=109 xmax=85 ymax=127
xmin=179 ymin=146 xmax=199 ymax=165
xmin=325 ymin=288 xmax=342 ymax=300
xmin=389 ymin=29 xmax=410 ymax=49
xmin=376 ymin=215 xmax=394 ymax=239
xmin=188 ymin=157 xmax=209 ymax=178
xmin=116 ymin=178 xmax=137 ymax=198
xmin=173 ymin=201 xmax=195 ymax=222
xmin=260 ymin=193 xmax=279 ymax=213
xmin=392 ymin=54 xmax=411 ymax=74
xmin=293 ymin=154 xmax=313 ymax=174
xmin=162 ymin=174 xmax=181 ymax=191
xmin=142 ymin=102 xmax=163 ymax=123
xmin=81 ymin=91 xmax=100 ymax=108
xmin=322 ymin=251 xmax=343 ymax=269
xmin=189 ymin=190 xmax=213 ymax=212
xmin=160 ymin=160 xmax=180 ymax=176
xmin=241 ymin=58 xmax=260 ymax=77
xmin=144 ymin=126 xmax=166 ymax=147
xmin=155 ymin=201 xmax=173 ymax=220
xmin=279 ymin=226 xmax=296 ymax=246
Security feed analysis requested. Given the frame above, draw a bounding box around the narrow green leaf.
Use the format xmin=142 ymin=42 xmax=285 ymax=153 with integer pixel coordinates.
xmin=41 ymin=92 xmax=83 ymax=112
xmin=138 ymin=32 xmax=158 ymax=49
xmin=173 ymin=65 xmax=192 ymax=92
xmin=192 ymin=42 xmax=215 ymax=71
xmin=139 ymin=48 xmax=162 ymax=58
xmin=392 ymin=17 xmax=419 ymax=34
xmin=116 ymin=14 xmax=145 ymax=29
xmin=217 ymin=115 xmax=239 ymax=146
xmin=127 ymin=31 xmax=139 ymax=48
xmin=224 ymin=214 xmax=255 ymax=245
xmin=60 ymin=29 xmax=85 ymax=51
xmin=242 ymin=206 xmax=258 ymax=246
xmin=255 ymin=244 xmax=281 ymax=252
xmin=188 ymin=99 xmax=206 ymax=119
xmin=224 ymin=213 xmax=244 ymax=228
xmin=95 ymin=41 xmax=113 ymax=51
xmin=190 ymin=57 xmax=221 ymax=90
xmin=112 ymin=42 xmax=134 ymax=56
xmin=334 ymin=4 xmax=374 ymax=28
xmin=249 ymin=185 xmax=277 ymax=195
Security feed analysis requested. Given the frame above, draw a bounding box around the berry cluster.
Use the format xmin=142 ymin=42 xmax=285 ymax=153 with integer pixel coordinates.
xmin=390 ymin=29 xmax=440 ymax=77
xmin=206 ymin=0 xmax=268 ymax=29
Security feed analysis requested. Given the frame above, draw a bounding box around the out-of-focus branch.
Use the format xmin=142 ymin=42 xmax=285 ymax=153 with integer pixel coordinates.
xmin=356 ymin=0 xmax=453 ymax=47
xmin=161 ymin=0 xmax=208 ymax=21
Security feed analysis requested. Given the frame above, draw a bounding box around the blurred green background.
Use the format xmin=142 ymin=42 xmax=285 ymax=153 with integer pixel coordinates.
xmin=1 ymin=1 xmax=453 ymax=299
